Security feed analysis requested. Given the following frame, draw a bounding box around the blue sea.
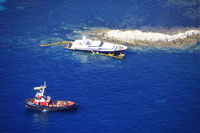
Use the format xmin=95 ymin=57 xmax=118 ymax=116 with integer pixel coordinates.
xmin=0 ymin=0 xmax=200 ymax=132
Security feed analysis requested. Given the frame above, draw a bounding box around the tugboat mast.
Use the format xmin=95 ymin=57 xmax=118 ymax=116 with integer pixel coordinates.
xmin=34 ymin=81 xmax=46 ymax=96
xmin=33 ymin=81 xmax=50 ymax=106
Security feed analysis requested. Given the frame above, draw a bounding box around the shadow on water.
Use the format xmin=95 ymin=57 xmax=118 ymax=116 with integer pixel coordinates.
xmin=25 ymin=108 xmax=50 ymax=125
xmin=25 ymin=107 xmax=78 ymax=114
xmin=25 ymin=108 xmax=78 ymax=124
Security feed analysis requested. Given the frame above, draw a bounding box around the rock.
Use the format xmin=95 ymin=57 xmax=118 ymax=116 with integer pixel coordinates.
xmin=87 ymin=28 xmax=200 ymax=49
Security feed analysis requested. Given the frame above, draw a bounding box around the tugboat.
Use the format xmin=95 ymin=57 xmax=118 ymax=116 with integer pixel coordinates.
xmin=65 ymin=37 xmax=127 ymax=59
xmin=24 ymin=82 xmax=76 ymax=111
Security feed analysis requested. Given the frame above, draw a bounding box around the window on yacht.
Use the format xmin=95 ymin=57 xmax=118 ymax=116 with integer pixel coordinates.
xmin=99 ymin=42 xmax=104 ymax=47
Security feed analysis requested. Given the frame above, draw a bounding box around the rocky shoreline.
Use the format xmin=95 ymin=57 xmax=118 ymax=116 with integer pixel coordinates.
xmin=86 ymin=28 xmax=200 ymax=49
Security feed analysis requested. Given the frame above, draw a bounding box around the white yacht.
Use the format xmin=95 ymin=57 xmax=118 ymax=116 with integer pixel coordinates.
xmin=65 ymin=37 xmax=127 ymax=54
xmin=40 ymin=37 xmax=127 ymax=59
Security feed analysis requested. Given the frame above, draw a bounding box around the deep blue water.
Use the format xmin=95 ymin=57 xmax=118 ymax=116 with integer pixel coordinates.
xmin=0 ymin=0 xmax=200 ymax=132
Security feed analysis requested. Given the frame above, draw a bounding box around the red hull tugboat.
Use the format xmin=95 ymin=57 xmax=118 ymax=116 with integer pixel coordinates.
xmin=24 ymin=82 xmax=76 ymax=111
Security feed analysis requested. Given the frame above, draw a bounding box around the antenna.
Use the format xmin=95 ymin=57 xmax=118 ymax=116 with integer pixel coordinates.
xmin=82 ymin=36 xmax=86 ymax=40
xmin=44 ymin=81 xmax=47 ymax=88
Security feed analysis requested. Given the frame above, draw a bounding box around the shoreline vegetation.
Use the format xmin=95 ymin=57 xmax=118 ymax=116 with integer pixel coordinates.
xmin=84 ymin=28 xmax=200 ymax=49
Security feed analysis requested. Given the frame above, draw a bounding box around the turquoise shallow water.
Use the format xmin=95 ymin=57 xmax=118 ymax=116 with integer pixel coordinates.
xmin=0 ymin=0 xmax=200 ymax=132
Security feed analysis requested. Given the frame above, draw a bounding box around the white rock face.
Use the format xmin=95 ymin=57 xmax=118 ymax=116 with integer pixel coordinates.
xmin=104 ymin=30 xmax=200 ymax=42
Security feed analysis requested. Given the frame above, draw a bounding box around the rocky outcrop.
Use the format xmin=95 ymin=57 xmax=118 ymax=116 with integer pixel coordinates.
xmin=88 ymin=29 xmax=200 ymax=49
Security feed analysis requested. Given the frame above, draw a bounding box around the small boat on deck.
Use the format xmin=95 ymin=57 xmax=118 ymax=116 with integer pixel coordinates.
xmin=24 ymin=82 xmax=76 ymax=111
xmin=65 ymin=37 xmax=127 ymax=59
